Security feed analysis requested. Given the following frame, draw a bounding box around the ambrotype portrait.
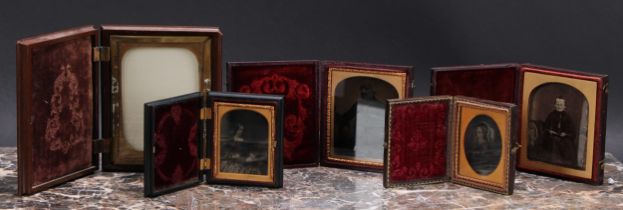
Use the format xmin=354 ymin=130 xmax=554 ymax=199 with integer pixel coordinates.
xmin=219 ymin=110 xmax=269 ymax=175
xmin=527 ymin=83 xmax=588 ymax=169
xmin=464 ymin=115 xmax=502 ymax=175
xmin=333 ymin=77 xmax=399 ymax=161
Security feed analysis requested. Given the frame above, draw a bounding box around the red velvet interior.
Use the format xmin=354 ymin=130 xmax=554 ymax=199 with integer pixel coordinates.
xmin=434 ymin=68 xmax=517 ymax=103
xmin=229 ymin=64 xmax=318 ymax=166
xmin=153 ymin=99 xmax=200 ymax=190
xmin=31 ymin=36 xmax=93 ymax=185
xmin=389 ymin=101 xmax=449 ymax=182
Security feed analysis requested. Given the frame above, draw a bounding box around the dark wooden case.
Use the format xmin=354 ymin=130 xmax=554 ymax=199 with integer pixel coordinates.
xmin=144 ymin=91 xmax=284 ymax=197
xmin=17 ymin=25 xmax=222 ymax=195
xmin=431 ymin=63 xmax=608 ymax=185
xmin=383 ymin=96 xmax=519 ymax=195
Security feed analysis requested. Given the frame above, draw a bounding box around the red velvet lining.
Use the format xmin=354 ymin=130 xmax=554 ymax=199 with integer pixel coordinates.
xmin=229 ymin=64 xmax=318 ymax=166
xmin=434 ymin=68 xmax=517 ymax=103
xmin=31 ymin=36 xmax=93 ymax=185
xmin=153 ymin=99 xmax=200 ymax=190
xmin=389 ymin=101 xmax=449 ymax=182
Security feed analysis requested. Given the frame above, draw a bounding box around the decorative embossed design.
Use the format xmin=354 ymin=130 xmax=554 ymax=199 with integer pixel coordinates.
xmin=44 ymin=64 xmax=87 ymax=154
xmin=30 ymin=36 xmax=93 ymax=186
xmin=388 ymin=102 xmax=448 ymax=182
xmin=238 ymin=74 xmax=311 ymax=162
xmin=154 ymin=103 xmax=199 ymax=190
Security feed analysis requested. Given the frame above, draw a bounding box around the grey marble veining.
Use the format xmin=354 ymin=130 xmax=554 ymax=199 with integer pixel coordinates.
xmin=1 ymin=147 xmax=622 ymax=209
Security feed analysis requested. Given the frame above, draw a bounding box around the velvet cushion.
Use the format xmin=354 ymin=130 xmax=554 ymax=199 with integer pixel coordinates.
xmin=153 ymin=99 xmax=200 ymax=190
xmin=434 ymin=67 xmax=517 ymax=103
xmin=229 ymin=64 xmax=318 ymax=166
xmin=31 ymin=36 xmax=93 ymax=185
xmin=389 ymin=101 xmax=449 ymax=182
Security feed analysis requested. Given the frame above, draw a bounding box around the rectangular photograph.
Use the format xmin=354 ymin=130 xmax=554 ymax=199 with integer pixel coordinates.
xmin=320 ymin=62 xmax=412 ymax=172
xmin=518 ymin=65 xmax=608 ymax=185
xmin=207 ymin=92 xmax=284 ymax=187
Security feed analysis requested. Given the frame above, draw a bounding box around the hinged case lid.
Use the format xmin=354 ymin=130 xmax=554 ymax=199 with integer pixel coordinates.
xmin=144 ymin=91 xmax=284 ymax=197
xmin=17 ymin=25 xmax=100 ymax=195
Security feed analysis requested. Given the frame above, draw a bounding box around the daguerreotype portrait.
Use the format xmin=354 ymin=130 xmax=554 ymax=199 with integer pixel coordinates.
xmin=453 ymin=97 xmax=516 ymax=195
xmin=383 ymin=96 xmax=517 ymax=195
xmin=527 ymin=83 xmax=588 ymax=169
xmin=144 ymin=92 xmax=202 ymax=197
xmin=321 ymin=62 xmax=411 ymax=171
xmin=219 ymin=110 xmax=269 ymax=175
xmin=209 ymin=92 xmax=283 ymax=187
xmin=464 ymin=115 xmax=502 ymax=175
xmin=518 ymin=66 xmax=608 ymax=185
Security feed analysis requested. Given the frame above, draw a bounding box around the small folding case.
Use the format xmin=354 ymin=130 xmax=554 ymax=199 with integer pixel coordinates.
xmin=431 ymin=64 xmax=608 ymax=185
xmin=144 ymin=91 xmax=284 ymax=197
xmin=17 ymin=25 xmax=222 ymax=195
xmin=226 ymin=61 xmax=414 ymax=171
xmin=383 ymin=96 xmax=519 ymax=195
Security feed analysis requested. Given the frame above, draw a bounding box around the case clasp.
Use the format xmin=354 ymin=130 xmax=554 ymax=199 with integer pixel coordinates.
xmin=200 ymin=158 xmax=211 ymax=170
xmin=93 ymin=46 xmax=110 ymax=62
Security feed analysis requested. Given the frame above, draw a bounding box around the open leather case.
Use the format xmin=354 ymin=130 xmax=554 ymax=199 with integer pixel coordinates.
xmin=144 ymin=91 xmax=284 ymax=197
xmin=431 ymin=64 xmax=608 ymax=185
xmin=16 ymin=25 xmax=222 ymax=195
xmin=383 ymin=96 xmax=519 ymax=195
xmin=227 ymin=61 xmax=414 ymax=171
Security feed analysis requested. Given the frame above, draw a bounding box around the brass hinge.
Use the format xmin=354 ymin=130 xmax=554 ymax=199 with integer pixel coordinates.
xmin=200 ymin=158 xmax=211 ymax=170
xmin=93 ymin=138 xmax=111 ymax=154
xmin=201 ymin=107 xmax=212 ymax=120
xmin=93 ymin=46 xmax=110 ymax=62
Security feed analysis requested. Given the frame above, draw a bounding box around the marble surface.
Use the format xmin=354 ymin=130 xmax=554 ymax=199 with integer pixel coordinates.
xmin=2 ymin=147 xmax=623 ymax=209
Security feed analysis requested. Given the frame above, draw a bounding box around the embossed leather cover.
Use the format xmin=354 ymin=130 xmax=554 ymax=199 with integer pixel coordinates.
xmin=17 ymin=26 xmax=99 ymax=195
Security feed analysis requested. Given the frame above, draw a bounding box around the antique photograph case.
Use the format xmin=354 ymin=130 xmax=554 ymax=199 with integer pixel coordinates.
xmin=320 ymin=61 xmax=413 ymax=172
xmin=16 ymin=25 xmax=222 ymax=195
xmin=383 ymin=96 xmax=518 ymax=195
xmin=518 ymin=65 xmax=608 ymax=185
xmin=144 ymin=91 xmax=284 ymax=197
xmin=431 ymin=63 xmax=608 ymax=185
xmin=226 ymin=60 xmax=414 ymax=171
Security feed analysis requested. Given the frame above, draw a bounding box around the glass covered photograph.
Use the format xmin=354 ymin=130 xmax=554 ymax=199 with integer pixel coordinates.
xmin=464 ymin=115 xmax=502 ymax=175
xmin=219 ymin=109 xmax=269 ymax=175
xmin=332 ymin=76 xmax=399 ymax=162
xmin=527 ymin=83 xmax=589 ymax=169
